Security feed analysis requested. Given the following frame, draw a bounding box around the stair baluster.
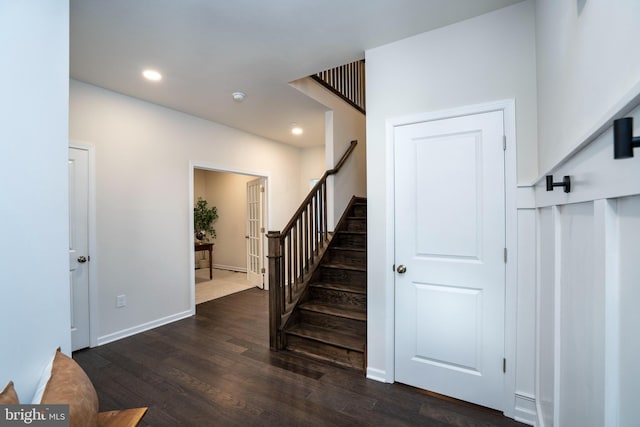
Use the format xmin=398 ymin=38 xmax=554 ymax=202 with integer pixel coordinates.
xmin=268 ymin=141 xmax=358 ymax=351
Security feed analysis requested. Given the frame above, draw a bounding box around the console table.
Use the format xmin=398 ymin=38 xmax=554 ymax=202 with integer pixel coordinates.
xmin=194 ymin=242 xmax=213 ymax=279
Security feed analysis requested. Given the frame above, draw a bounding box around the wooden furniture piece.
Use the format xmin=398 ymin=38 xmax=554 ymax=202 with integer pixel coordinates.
xmin=195 ymin=242 xmax=213 ymax=280
xmin=98 ymin=407 xmax=148 ymax=427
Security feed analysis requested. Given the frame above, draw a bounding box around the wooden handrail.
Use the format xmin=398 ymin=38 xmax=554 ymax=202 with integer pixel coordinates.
xmin=268 ymin=140 xmax=358 ymax=350
xmin=281 ymin=140 xmax=357 ymax=234
xmin=328 ymin=139 xmax=358 ymax=174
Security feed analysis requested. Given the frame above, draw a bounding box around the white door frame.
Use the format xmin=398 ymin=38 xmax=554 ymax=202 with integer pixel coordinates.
xmin=384 ymin=99 xmax=517 ymax=416
xmin=69 ymin=140 xmax=98 ymax=348
xmin=188 ymin=162 xmax=270 ymax=312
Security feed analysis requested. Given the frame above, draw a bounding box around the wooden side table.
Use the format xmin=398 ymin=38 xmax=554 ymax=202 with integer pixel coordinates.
xmin=194 ymin=242 xmax=214 ymax=280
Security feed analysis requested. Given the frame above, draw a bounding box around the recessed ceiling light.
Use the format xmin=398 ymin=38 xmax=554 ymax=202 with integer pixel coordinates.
xmin=232 ymin=92 xmax=246 ymax=102
xmin=291 ymin=125 xmax=303 ymax=135
xmin=142 ymin=69 xmax=162 ymax=81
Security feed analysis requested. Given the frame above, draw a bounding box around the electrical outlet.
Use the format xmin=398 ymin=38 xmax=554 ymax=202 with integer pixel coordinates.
xmin=116 ymin=294 xmax=126 ymax=308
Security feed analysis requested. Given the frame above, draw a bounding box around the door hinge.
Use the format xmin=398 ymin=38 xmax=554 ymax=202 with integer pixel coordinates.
xmin=503 ymin=135 xmax=506 ymax=151
xmin=260 ymin=227 xmax=265 ymax=233
xmin=260 ymin=186 xmax=265 ymax=193
xmin=504 ymin=248 xmax=507 ymax=263
xmin=503 ymin=358 xmax=506 ymax=373
xmin=261 ymin=268 xmax=266 ymax=274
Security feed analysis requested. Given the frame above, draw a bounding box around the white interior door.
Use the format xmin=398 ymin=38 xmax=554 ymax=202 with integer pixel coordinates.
xmin=394 ymin=110 xmax=506 ymax=410
xmin=246 ymin=177 xmax=265 ymax=286
xmin=69 ymin=147 xmax=90 ymax=351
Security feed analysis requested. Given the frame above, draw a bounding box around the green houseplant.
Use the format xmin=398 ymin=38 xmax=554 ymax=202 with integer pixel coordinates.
xmin=194 ymin=197 xmax=218 ymax=242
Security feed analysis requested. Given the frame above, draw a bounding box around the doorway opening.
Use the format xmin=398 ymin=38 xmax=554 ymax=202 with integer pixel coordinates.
xmin=191 ymin=167 xmax=268 ymax=306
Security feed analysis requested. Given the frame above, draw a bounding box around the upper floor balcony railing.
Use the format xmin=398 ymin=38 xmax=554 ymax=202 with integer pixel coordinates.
xmin=311 ymin=60 xmax=365 ymax=114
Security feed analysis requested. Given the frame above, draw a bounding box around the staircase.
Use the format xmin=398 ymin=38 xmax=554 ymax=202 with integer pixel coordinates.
xmin=282 ymin=197 xmax=367 ymax=371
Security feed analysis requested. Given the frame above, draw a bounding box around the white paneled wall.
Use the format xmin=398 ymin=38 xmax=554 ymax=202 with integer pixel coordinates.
xmin=536 ymin=207 xmax=555 ymax=427
xmin=558 ymin=202 xmax=604 ymax=427
xmin=514 ymin=194 xmax=537 ymax=425
xmin=534 ymin=100 xmax=640 ymax=426
xmin=618 ymin=196 xmax=640 ymax=427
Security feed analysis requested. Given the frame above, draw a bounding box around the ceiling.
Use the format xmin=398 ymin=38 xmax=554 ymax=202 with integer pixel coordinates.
xmin=70 ymin=0 xmax=523 ymax=148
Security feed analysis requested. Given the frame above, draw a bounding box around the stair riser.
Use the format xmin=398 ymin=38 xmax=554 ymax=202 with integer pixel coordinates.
xmin=309 ymin=287 xmax=366 ymax=308
xmin=299 ymin=310 xmax=366 ymax=336
xmin=343 ymin=218 xmax=366 ymax=232
xmin=281 ymin=198 xmax=367 ymax=372
xmin=286 ymin=335 xmax=364 ymax=371
xmin=320 ymin=267 xmax=366 ymax=286
xmin=351 ymin=204 xmax=367 ymax=217
xmin=325 ymin=249 xmax=366 ymax=266
xmin=333 ymin=233 xmax=366 ymax=248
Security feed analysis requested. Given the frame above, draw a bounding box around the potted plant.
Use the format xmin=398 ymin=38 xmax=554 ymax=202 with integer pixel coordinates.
xmin=194 ymin=197 xmax=218 ymax=243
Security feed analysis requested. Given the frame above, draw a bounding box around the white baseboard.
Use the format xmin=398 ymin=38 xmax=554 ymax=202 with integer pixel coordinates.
xmin=212 ymin=263 xmax=246 ymax=273
xmin=366 ymin=367 xmax=388 ymax=383
xmin=514 ymin=392 xmax=537 ymax=426
xmin=96 ymin=309 xmax=194 ymax=346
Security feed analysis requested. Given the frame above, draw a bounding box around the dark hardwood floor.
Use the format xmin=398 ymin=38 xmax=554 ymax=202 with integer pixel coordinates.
xmin=74 ymin=288 xmax=527 ymax=427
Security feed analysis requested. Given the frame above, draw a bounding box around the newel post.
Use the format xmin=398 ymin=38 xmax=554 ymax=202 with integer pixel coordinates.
xmin=267 ymin=231 xmax=283 ymax=350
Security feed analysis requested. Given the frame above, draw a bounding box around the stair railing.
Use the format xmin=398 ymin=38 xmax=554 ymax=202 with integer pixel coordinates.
xmin=311 ymin=60 xmax=366 ymax=114
xmin=268 ymin=140 xmax=358 ymax=350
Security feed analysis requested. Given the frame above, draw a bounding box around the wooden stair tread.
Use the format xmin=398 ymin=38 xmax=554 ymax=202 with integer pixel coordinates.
xmin=299 ymin=302 xmax=366 ymax=321
xmin=331 ymin=246 xmax=366 ymax=252
xmin=322 ymin=262 xmax=366 ymax=271
xmin=286 ymin=324 xmax=365 ymax=352
xmin=277 ymin=196 xmax=367 ymax=371
xmin=310 ymin=281 xmax=366 ymax=294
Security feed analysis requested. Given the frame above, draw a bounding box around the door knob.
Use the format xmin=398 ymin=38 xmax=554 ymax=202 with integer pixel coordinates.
xmin=396 ymin=264 xmax=407 ymax=274
xmin=77 ymin=256 xmax=87 ymax=263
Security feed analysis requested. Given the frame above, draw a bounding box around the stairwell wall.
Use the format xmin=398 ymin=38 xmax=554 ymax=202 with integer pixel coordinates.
xmin=290 ymin=77 xmax=366 ymax=230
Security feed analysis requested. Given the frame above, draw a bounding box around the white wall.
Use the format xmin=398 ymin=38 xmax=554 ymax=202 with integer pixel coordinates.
xmin=364 ymin=0 xmax=537 ymax=404
xmin=533 ymin=4 xmax=640 ymax=419
xmin=533 ymin=101 xmax=640 ymax=427
xmin=514 ymin=200 xmax=537 ymax=423
xmin=69 ymin=80 xmax=303 ymax=344
xmin=617 ymin=196 xmax=640 ymax=427
xmin=194 ymin=170 xmax=255 ymax=271
xmin=194 ymin=168 xmax=207 ymax=203
xmin=535 ymin=0 xmax=640 ymax=174
xmin=290 ymin=78 xmax=366 ymax=228
xmin=366 ymin=1 xmax=538 ymax=186
xmin=536 ymin=207 xmax=555 ymax=427
xmin=299 ymin=145 xmax=325 ymax=198
xmin=538 ymin=200 xmax=606 ymax=427
xmin=0 ymin=1 xmax=70 ymax=402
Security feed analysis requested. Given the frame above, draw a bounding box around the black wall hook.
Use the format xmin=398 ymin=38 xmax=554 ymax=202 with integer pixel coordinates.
xmin=546 ymin=175 xmax=571 ymax=193
xmin=614 ymin=117 xmax=640 ymax=159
